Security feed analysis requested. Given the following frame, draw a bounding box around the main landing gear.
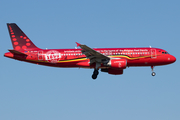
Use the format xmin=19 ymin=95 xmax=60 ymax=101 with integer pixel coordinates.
xmin=92 ymin=62 xmax=101 ymax=80
xmin=92 ymin=69 xmax=99 ymax=79
xmin=151 ymin=66 xmax=156 ymax=76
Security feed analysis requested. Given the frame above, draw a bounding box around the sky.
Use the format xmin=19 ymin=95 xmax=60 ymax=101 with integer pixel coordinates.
xmin=0 ymin=0 xmax=180 ymax=120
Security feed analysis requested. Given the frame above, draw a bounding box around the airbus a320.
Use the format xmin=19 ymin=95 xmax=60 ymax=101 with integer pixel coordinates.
xmin=4 ymin=23 xmax=176 ymax=79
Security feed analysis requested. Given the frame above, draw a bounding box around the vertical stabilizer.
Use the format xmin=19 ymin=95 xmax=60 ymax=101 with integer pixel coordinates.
xmin=7 ymin=23 xmax=39 ymax=51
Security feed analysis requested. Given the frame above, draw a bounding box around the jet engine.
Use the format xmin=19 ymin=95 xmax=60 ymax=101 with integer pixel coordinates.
xmin=107 ymin=59 xmax=127 ymax=69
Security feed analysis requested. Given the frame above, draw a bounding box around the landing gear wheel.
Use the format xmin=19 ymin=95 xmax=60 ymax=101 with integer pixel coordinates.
xmin=152 ymin=72 xmax=156 ymax=76
xmin=92 ymin=69 xmax=99 ymax=80
xmin=93 ymin=70 xmax=99 ymax=75
xmin=92 ymin=74 xmax=97 ymax=79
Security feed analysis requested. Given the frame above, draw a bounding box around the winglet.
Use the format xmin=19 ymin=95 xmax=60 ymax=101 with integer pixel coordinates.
xmin=76 ymin=42 xmax=81 ymax=47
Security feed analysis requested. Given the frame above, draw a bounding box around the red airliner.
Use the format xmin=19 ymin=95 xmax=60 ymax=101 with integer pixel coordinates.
xmin=4 ymin=23 xmax=176 ymax=79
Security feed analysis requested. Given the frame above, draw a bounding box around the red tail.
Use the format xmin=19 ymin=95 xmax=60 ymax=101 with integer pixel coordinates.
xmin=7 ymin=23 xmax=40 ymax=51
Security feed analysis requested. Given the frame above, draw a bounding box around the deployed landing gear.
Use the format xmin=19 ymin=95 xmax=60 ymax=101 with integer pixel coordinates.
xmin=151 ymin=66 xmax=156 ymax=76
xmin=92 ymin=69 xmax=99 ymax=79
xmin=92 ymin=62 xmax=101 ymax=80
xmin=152 ymin=72 xmax=156 ymax=76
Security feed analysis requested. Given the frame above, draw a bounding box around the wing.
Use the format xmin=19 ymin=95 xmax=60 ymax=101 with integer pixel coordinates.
xmin=76 ymin=42 xmax=110 ymax=64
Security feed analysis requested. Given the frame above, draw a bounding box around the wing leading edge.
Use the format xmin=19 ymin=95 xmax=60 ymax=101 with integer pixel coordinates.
xmin=76 ymin=42 xmax=110 ymax=64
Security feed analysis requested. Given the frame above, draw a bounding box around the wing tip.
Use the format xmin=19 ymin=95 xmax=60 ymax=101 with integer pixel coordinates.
xmin=76 ymin=42 xmax=81 ymax=47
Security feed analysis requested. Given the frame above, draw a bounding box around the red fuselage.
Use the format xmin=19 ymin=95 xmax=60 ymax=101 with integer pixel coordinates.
xmin=4 ymin=47 xmax=176 ymax=68
xmin=4 ymin=23 xmax=176 ymax=79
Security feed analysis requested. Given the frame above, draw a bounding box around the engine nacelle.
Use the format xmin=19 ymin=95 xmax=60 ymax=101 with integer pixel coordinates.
xmin=107 ymin=59 xmax=127 ymax=69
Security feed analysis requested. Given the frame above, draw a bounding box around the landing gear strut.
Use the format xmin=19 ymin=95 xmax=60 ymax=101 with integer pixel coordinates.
xmin=151 ymin=66 xmax=156 ymax=76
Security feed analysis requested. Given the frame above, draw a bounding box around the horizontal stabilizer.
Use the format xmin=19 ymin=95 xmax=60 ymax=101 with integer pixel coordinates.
xmin=8 ymin=49 xmax=27 ymax=55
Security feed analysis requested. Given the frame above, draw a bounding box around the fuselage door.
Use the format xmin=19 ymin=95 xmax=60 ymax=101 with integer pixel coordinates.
xmin=151 ymin=49 xmax=156 ymax=58
xmin=38 ymin=51 xmax=43 ymax=60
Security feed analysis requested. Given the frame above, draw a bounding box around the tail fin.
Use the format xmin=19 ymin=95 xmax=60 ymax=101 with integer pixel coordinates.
xmin=7 ymin=23 xmax=39 ymax=51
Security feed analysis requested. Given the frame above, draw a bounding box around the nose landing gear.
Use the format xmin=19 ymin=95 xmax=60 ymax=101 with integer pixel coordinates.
xmin=151 ymin=66 xmax=156 ymax=76
xmin=152 ymin=72 xmax=156 ymax=76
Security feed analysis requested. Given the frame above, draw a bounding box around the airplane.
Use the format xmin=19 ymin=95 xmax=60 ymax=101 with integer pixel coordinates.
xmin=4 ymin=23 xmax=176 ymax=79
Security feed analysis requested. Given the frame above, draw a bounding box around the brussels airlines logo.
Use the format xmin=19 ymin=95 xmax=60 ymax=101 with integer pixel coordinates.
xmin=118 ymin=62 xmax=122 ymax=68
xmin=114 ymin=61 xmax=122 ymax=68
xmin=45 ymin=50 xmax=61 ymax=63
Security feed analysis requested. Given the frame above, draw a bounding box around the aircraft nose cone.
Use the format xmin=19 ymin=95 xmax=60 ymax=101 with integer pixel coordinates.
xmin=168 ymin=55 xmax=176 ymax=63
xmin=172 ymin=55 xmax=176 ymax=63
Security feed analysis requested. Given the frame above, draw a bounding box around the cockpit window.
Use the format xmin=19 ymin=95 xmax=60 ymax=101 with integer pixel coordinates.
xmin=162 ymin=51 xmax=169 ymax=54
